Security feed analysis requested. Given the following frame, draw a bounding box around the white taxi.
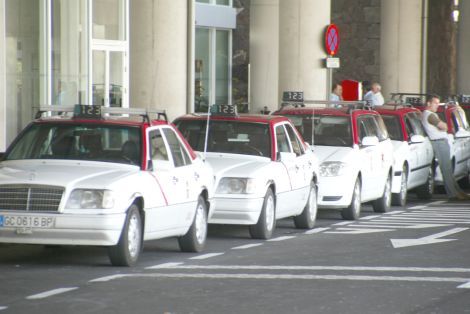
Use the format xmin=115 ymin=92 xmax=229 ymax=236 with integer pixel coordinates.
xmin=376 ymin=105 xmax=435 ymax=205
xmin=174 ymin=105 xmax=319 ymax=239
xmin=274 ymin=102 xmax=394 ymax=220
xmin=0 ymin=105 xmax=214 ymax=266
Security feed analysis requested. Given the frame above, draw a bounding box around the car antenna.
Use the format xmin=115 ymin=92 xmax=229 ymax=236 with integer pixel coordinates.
xmin=203 ymin=104 xmax=212 ymax=160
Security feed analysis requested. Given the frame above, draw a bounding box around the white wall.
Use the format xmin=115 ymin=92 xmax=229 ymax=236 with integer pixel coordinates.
xmin=457 ymin=0 xmax=470 ymax=94
xmin=0 ymin=0 xmax=5 ymax=151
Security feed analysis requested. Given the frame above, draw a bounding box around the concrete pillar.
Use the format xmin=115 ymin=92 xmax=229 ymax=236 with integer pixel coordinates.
xmin=278 ymin=0 xmax=330 ymax=105
xmin=380 ymin=0 xmax=423 ymax=100
xmin=0 ymin=0 xmax=5 ymax=151
xmin=457 ymin=0 xmax=470 ymax=94
xmin=130 ymin=0 xmax=188 ymax=121
xmin=249 ymin=0 xmax=279 ymax=114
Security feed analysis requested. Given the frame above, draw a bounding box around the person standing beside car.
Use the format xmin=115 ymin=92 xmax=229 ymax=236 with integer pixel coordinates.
xmin=364 ymin=82 xmax=384 ymax=107
xmin=421 ymin=94 xmax=470 ymax=200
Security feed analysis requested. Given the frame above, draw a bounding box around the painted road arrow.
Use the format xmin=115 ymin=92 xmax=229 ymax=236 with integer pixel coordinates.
xmin=391 ymin=227 xmax=469 ymax=248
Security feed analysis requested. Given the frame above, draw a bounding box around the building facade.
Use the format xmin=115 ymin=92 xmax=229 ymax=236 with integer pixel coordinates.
xmin=0 ymin=0 xmax=466 ymax=151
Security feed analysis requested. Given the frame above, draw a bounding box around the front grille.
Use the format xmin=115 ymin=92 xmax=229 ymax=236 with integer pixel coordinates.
xmin=0 ymin=185 xmax=64 ymax=212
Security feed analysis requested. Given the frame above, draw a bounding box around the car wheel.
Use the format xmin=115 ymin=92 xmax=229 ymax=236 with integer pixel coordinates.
xmin=294 ymin=182 xmax=317 ymax=229
xmin=392 ymin=165 xmax=408 ymax=206
xmin=373 ymin=174 xmax=392 ymax=213
xmin=415 ymin=166 xmax=435 ymax=200
xmin=249 ymin=188 xmax=276 ymax=239
xmin=108 ymin=204 xmax=142 ymax=267
xmin=341 ymin=178 xmax=361 ymax=220
xmin=178 ymin=195 xmax=208 ymax=253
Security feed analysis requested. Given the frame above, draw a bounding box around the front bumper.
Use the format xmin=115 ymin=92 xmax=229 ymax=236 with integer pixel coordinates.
xmin=208 ymin=196 xmax=264 ymax=225
xmin=317 ymin=175 xmax=355 ymax=208
xmin=0 ymin=212 xmax=126 ymax=246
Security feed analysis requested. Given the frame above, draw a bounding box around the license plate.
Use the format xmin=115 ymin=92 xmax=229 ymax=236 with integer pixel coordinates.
xmin=0 ymin=215 xmax=55 ymax=229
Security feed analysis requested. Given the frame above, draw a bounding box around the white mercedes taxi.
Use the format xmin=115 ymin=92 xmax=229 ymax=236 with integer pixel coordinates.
xmin=174 ymin=105 xmax=319 ymax=239
xmin=0 ymin=105 xmax=214 ymax=266
xmin=274 ymin=102 xmax=394 ymax=220
xmin=376 ymin=105 xmax=435 ymax=205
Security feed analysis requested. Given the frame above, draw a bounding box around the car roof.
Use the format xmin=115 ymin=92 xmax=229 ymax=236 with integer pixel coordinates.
xmin=33 ymin=115 xmax=169 ymax=128
xmin=174 ymin=113 xmax=290 ymax=124
xmin=273 ymin=106 xmax=375 ymax=117
xmin=374 ymin=105 xmax=421 ymax=116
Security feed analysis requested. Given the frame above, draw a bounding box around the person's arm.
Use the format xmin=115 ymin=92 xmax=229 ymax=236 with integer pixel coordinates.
xmin=428 ymin=113 xmax=448 ymax=131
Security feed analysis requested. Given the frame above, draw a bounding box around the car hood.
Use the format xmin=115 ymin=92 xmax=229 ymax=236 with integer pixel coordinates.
xmin=204 ymin=153 xmax=270 ymax=177
xmin=314 ymin=146 xmax=354 ymax=163
xmin=0 ymin=160 xmax=139 ymax=189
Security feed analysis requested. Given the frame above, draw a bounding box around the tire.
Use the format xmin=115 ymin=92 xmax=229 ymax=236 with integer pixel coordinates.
xmin=392 ymin=166 xmax=408 ymax=206
xmin=341 ymin=178 xmax=361 ymax=220
xmin=178 ymin=195 xmax=208 ymax=253
xmin=372 ymin=174 xmax=392 ymax=213
xmin=108 ymin=204 xmax=142 ymax=267
xmin=415 ymin=166 xmax=435 ymax=200
xmin=249 ymin=188 xmax=276 ymax=239
xmin=294 ymin=182 xmax=317 ymax=229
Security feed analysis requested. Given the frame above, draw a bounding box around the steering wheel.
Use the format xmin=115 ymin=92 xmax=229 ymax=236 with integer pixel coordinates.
xmin=242 ymin=144 xmax=264 ymax=156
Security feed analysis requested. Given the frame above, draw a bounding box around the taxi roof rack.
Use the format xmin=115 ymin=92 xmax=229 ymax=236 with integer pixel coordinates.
xmin=35 ymin=105 xmax=168 ymax=123
xmin=390 ymin=93 xmax=431 ymax=106
xmin=280 ymin=100 xmax=370 ymax=112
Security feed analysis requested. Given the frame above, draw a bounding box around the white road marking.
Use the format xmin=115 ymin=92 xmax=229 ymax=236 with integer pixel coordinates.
xmin=102 ymin=272 xmax=470 ymax=287
xmin=231 ymin=243 xmax=263 ymax=250
xmin=378 ymin=217 xmax=470 ymax=224
xmin=89 ymin=274 xmax=129 ymax=283
xmin=150 ymin=264 xmax=470 ymax=273
xmin=408 ymin=205 xmax=426 ymax=210
xmin=304 ymin=227 xmax=330 ymax=234
xmin=190 ymin=253 xmax=224 ymax=260
xmin=348 ymin=223 xmax=450 ymax=229
xmin=402 ymin=213 xmax=470 ymax=218
xmin=26 ymin=287 xmax=79 ymax=300
xmin=0 ymin=307 xmax=7 ymax=311
xmin=326 ymin=227 xmax=394 ymax=234
xmin=146 ymin=262 xmax=184 ymax=270
xmin=360 ymin=215 xmax=382 ymax=220
xmin=391 ymin=227 xmax=469 ymax=248
xmin=429 ymin=200 xmax=447 ymax=205
xmin=333 ymin=221 xmax=354 ymax=226
xmin=385 ymin=211 xmax=405 ymax=215
xmin=267 ymin=236 xmax=296 ymax=242
xmin=457 ymin=281 xmax=470 ymax=289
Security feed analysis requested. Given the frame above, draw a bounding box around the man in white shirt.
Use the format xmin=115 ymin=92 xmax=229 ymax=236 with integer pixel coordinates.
xmin=329 ymin=83 xmax=343 ymax=102
xmin=364 ymin=82 xmax=384 ymax=107
xmin=421 ymin=94 xmax=469 ymax=200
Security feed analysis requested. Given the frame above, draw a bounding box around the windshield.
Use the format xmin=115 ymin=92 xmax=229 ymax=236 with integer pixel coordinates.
xmin=175 ymin=120 xmax=271 ymax=157
xmin=285 ymin=114 xmax=352 ymax=147
xmin=382 ymin=115 xmax=403 ymax=141
xmin=5 ymin=123 xmax=142 ymax=166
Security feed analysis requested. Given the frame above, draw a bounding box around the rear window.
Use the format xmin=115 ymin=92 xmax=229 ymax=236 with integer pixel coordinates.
xmin=175 ymin=119 xmax=271 ymax=157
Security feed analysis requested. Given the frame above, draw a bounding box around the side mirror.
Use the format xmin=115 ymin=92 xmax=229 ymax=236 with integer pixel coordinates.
xmin=361 ymin=136 xmax=379 ymax=147
xmin=277 ymin=151 xmax=297 ymax=162
xmin=409 ymin=134 xmax=425 ymax=144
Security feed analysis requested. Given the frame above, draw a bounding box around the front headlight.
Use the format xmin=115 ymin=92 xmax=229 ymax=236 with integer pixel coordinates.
xmin=65 ymin=189 xmax=115 ymax=209
xmin=216 ymin=178 xmax=257 ymax=194
xmin=320 ymin=161 xmax=347 ymax=177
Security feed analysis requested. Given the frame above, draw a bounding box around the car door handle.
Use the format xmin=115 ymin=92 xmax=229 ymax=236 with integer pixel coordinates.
xmin=172 ymin=176 xmax=179 ymax=184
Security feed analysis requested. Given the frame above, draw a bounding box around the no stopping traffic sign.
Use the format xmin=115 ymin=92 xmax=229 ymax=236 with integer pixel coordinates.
xmin=325 ymin=24 xmax=340 ymax=56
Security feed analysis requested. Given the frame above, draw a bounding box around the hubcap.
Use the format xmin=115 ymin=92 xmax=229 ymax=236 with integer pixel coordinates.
xmin=127 ymin=213 xmax=141 ymax=258
xmin=353 ymin=181 xmax=361 ymax=215
xmin=308 ymin=187 xmax=318 ymax=221
xmin=265 ymin=195 xmax=275 ymax=232
xmin=195 ymin=203 xmax=207 ymax=244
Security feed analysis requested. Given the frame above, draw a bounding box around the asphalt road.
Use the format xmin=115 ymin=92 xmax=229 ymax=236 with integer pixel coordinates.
xmin=1 ymin=194 xmax=470 ymax=314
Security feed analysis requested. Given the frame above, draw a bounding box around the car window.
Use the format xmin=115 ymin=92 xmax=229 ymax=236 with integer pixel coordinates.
xmin=149 ymin=129 xmax=170 ymax=162
xmin=374 ymin=115 xmax=389 ymax=141
xmin=285 ymin=124 xmax=304 ymax=156
xmin=175 ymin=120 xmax=271 ymax=157
xmin=405 ymin=112 xmax=426 ymax=137
xmin=5 ymin=123 xmax=141 ymax=165
xmin=357 ymin=115 xmax=377 ymax=142
xmin=382 ymin=115 xmax=403 ymax=141
xmin=162 ymin=128 xmax=191 ymax=167
xmin=275 ymin=125 xmax=291 ymax=153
